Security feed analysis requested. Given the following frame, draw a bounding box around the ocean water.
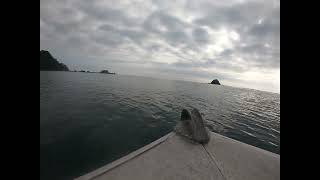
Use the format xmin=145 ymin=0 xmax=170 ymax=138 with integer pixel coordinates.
xmin=40 ymin=71 xmax=280 ymax=180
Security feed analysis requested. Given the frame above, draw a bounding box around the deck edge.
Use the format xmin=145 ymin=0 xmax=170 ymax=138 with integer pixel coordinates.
xmin=75 ymin=132 xmax=175 ymax=180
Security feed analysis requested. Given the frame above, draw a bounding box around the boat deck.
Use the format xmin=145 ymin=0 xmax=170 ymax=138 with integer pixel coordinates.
xmin=75 ymin=131 xmax=279 ymax=180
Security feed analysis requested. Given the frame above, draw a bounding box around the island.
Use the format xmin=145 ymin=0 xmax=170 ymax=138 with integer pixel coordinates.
xmin=40 ymin=50 xmax=69 ymax=71
xmin=40 ymin=50 xmax=117 ymax=75
xmin=100 ymin=70 xmax=116 ymax=75
xmin=73 ymin=69 xmax=116 ymax=74
xmin=210 ymin=79 xmax=221 ymax=85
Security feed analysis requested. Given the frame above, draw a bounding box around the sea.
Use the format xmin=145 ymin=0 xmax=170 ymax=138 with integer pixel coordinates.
xmin=40 ymin=71 xmax=280 ymax=180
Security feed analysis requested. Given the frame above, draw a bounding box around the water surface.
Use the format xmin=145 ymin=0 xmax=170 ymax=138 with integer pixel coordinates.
xmin=40 ymin=71 xmax=280 ymax=180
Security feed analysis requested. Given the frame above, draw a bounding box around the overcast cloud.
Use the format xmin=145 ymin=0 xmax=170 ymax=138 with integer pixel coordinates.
xmin=40 ymin=0 xmax=280 ymax=93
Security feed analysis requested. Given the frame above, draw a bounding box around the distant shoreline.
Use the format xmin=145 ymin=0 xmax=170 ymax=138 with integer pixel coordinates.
xmin=40 ymin=70 xmax=116 ymax=75
xmin=40 ymin=50 xmax=116 ymax=74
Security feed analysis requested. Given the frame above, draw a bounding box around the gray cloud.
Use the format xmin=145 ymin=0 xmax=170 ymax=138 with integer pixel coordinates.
xmin=192 ymin=27 xmax=210 ymax=44
xmin=40 ymin=0 xmax=280 ymax=93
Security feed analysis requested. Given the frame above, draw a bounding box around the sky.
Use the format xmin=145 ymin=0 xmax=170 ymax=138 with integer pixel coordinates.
xmin=40 ymin=0 xmax=280 ymax=93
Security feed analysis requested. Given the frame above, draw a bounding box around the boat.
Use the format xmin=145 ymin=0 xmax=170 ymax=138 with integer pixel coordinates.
xmin=75 ymin=109 xmax=280 ymax=180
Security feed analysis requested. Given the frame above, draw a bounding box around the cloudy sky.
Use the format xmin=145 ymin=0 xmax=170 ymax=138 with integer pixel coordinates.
xmin=40 ymin=0 xmax=280 ymax=93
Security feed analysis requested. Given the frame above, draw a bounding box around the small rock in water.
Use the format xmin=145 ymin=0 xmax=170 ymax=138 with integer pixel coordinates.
xmin=210 ymin=79 xmax=221 ymax=85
